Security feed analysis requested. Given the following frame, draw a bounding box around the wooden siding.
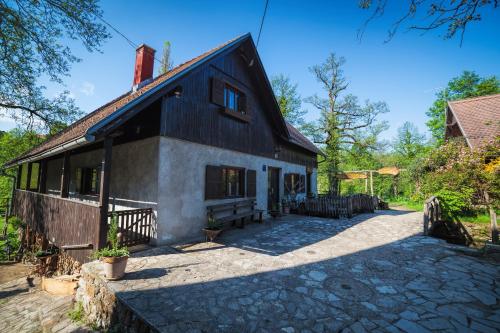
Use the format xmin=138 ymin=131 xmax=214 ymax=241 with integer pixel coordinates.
xmin=12 ymin=190 xmax=100 ymax=263
xmin=160 ymin=46 xmax=317 ymax=168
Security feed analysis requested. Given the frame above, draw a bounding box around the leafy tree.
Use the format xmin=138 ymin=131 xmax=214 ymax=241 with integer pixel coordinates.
xmin=305 ymin=53 xmax=388 ymax=195
xmin=271 ymin=74 xmax=307 ymax=126
xmin=426 ymin=71 xmax=500 ymax=144
xmin=358 ymin=0 xmax=499 ymax=44
xmin=393 ymin=121 xmax=427 ymax=164
xmin=0 ymin=0 xmax=110 ymax=130
xmin=0 ymin=129 xmax=44 ymax=200
xmin=158 ymin=41 xmax=173 ymax=75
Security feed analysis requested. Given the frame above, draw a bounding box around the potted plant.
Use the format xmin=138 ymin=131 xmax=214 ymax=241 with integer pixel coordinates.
xmin=203 ymin=214 xmax=222 ymax=242
xmin=91 ymin=214 xmax=129 ymax=280
xmin=282 ymin=199 xmax=290 ymax=214
xmin=269 ymin=203 xmax=282 ymax=219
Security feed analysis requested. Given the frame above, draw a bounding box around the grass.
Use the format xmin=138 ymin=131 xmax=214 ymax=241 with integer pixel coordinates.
xmin=68 ymin=301 xmax=85 ymax=323
xmin=386 ymin=198 xmax=423 ymax=211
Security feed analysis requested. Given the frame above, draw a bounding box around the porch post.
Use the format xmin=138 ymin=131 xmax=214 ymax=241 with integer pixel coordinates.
xmin=39 ymin=160 xmax=47 ymax=194
xmin=60 ymin=152 xmax=70 ymax=198
xmin=26 ymin=162 xmax=32 ymax=190
xmin=16 ymin=165 xmax=22 ymax=189
xmin=98 ymin=137 xmax=113 ymax=249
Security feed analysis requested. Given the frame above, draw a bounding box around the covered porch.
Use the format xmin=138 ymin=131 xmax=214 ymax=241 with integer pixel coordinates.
xmin=10 ymin=134 xmax=158 ymax=263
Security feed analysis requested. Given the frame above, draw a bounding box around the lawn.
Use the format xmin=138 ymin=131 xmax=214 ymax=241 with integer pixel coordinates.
xmin=386 ymin=198 xmax=423 ymax=211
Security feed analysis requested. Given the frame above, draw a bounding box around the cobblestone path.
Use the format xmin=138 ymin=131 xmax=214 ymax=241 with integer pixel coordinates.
xmin=85 ymin=210 xmax=500 ymax=332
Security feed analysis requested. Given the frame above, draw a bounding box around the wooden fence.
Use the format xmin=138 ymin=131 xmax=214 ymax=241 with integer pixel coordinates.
xmin=423 ymin=196 xmax=441 ymax=235
xmin=303 ymin=194 xmax=376 ymax=218
xmin=109 ymin=208 xmax=153 ymax=247
xmin=12 ymin=190 xmax=101 ymax=263
xmin=423 ymin=196 xmax=474 ymax=245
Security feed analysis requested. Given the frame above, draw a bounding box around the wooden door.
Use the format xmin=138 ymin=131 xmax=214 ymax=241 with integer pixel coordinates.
xmin=267 ymin=167 xmax=280 ymax=210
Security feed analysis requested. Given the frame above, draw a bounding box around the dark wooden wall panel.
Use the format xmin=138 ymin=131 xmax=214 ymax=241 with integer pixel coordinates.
xmin=160 ymin=47 xmax=317 ymax=167
xmin=12 ymin=190 xmax=100 ymax=263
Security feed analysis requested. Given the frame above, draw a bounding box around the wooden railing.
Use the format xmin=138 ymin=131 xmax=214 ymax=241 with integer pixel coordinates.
xmin=12 ymin=189 xmax=101 ymax=263
xmin=109 ymin=208 xmax=152 ymax=247
xmin=423 ymin=196 xmax=441 ymax=235
xmin=303 ymin=194 xmax=376 ymax=218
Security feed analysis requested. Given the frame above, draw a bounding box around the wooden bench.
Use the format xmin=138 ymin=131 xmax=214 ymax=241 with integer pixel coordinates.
xmin=206 ymin=199 xmax=263 ymax=229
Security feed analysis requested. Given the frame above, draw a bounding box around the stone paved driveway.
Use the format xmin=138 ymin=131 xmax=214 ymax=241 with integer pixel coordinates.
xmin=92 ymin=210 xmax=500 ymax=333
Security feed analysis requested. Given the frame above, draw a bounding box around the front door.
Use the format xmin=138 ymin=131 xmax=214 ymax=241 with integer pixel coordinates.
xmin=267 ymin=167 xmax=280 ymax=210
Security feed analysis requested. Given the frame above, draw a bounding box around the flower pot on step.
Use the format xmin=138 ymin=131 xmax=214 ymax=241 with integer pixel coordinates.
xmin=101 ymin=256 xmax=128 ymax=280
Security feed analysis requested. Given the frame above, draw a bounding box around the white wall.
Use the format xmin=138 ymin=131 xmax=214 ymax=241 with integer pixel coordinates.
xmin=156 ymin=136 xmax=317 ymax=245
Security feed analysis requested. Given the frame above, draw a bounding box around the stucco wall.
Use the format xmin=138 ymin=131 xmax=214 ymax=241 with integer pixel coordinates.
xmin=156 ymin=136 xmax=317 ymax=245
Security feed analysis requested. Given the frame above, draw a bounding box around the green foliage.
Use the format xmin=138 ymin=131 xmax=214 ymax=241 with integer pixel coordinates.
xmin=68 ymin=301 xmax=84 ymax=323
xmin=271 ymin=74 xmax=307 ymax=127
xmin=426 ymin=71 xmax=500 ymax=144
xmin=91 ymin=213 xmax=129 ymax=259
xmin=0 ymin=0 xmax=109 ymax=130
xmin=206 ymin=214 xmax=222 ymax=230
xmin=436 ymin=189 xmax=475 ymax=220
xmin=158 ymin=41 xmax=173 ymax=75
xmin=0 ymin=217 xmax=22 ymax=261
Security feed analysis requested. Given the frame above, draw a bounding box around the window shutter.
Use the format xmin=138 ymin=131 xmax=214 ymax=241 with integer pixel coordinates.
xmin=239 ymin=169 xmax=246 ymax=196
xmin=246 ymin=169 xmax=256 ymax=197
xmin=205 ymin=165 xmax=224 ymax=200
xmin=300 ymin=175 xmax=306 ymax=193
xmin=238 ymin=93 xmax=247 ymax=114
xmin=211 ymin=77 xmax=225 ymax=106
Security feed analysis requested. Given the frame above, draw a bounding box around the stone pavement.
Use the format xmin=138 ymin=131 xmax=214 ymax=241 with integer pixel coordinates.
xmin=0 ymin=277 xmax=93 ymax=333
xmin=85 ymin=210 xmax=500 ymax=333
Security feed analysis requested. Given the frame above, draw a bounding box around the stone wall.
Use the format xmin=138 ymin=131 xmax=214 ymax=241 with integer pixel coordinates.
xmin=76 ymin=263 xmax=157 ymax=332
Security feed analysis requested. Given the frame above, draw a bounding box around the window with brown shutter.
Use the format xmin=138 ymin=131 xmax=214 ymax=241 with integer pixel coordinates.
xmin=246 ymin=169 xmax=256 ymax=197
xmin=211 ymin=77 xmax=225 ymax=106
xmin=205 ymin=165 xmax=224 ymax=200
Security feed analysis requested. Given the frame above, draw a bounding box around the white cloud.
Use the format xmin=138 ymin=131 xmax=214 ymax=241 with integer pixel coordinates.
xmin=80 ymin=81 xmax=95 ymax=96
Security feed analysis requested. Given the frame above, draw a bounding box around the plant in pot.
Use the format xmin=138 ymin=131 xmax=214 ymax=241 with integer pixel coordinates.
xmin=269 ymin=203 xmax=282 ymax=219
xmin=203 ymin=214 xmax=222 ymax=242
xmin=91 ymin=214 xmax=129 ymax=280
xmin=282 ymin=198 xmax=291 ymax=214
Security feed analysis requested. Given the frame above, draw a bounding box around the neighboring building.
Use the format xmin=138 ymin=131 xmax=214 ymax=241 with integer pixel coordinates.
xmin=5 ymin=34 xmax=320 ymax=262
xmin=445 ymin=94 xmax=500 ymax=149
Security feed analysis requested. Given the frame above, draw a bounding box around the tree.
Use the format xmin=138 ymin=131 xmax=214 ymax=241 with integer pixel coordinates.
xmin=0 ymin=0 xmax=110 ymax=130
xmin=158 ymin=41 xmax=173 ymax=75
xmin=0 ymin=129 xmax=44 ymax=200
xmin=393 ymin=121 xmax=427 ymax=163
xmin=358 ymin=0 xmax=499 ymax=45
xmin=426 ymin=71 xmax=500 ymax=144
xmin=271 ymin=74 xmax=307 ymax=126
xmin=306 ymin=53 xmax=388 ymax=195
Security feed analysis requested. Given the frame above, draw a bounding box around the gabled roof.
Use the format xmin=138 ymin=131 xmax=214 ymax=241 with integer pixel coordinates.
xmin=446 ymin=93 xmax=500 ymax=149
xmin=6 ymin=34 xmax=320 ymax=168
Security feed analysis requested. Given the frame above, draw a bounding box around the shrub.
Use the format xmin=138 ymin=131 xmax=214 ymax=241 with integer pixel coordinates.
xmin=436 ymin=188 xmax=475 ymax=220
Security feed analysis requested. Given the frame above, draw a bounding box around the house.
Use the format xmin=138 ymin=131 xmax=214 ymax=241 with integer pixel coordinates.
xmin=4 ymin=34 xmax=320 ymax=262
xmin=445 ymin=93 xmax=500 ymax=149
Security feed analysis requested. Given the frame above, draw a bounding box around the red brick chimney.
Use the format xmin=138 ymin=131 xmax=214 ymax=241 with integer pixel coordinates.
xmin=133 ymin=44 xmax=156 ymax=86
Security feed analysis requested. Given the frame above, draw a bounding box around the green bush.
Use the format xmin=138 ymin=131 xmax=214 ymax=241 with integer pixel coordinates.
xmin=436 ymin=188 xmax=475 ymax=221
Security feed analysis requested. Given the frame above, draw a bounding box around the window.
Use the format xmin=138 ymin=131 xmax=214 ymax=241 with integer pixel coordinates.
xmin=29 ymin=162 xmax=40 ymax=190
xmin=224 ymin=85 xmax=245 ymax=114
xmin=205 ymin=165 xmax=249 ymax=200
xmin=284 ymin=173 xmax=305 ymax=195
xmin=19 ymin=163 xmax=28 ymax=190
xmin=76 ymin=167 xmax=100 ymax=195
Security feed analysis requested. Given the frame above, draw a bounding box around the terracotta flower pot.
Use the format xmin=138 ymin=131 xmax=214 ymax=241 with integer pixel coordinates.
xmin=203 ymin=228 xmax=222 ymax=242
xmin=101 ymin=256 xmax=128 ymax=280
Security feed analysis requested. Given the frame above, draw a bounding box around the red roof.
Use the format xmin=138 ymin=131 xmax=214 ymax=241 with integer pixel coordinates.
xmin=6 ymin=34 xmax=319 ymax=167
xmin=447 ymin=94 xmax=500 ymax=149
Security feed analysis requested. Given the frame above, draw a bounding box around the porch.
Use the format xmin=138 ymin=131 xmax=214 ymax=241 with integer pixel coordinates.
xmin=9 ymin=135 xmax=159 ymax=263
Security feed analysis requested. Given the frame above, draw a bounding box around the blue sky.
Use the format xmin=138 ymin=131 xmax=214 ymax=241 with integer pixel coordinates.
xmin=3 ymin=0 xmax=499 ymax=141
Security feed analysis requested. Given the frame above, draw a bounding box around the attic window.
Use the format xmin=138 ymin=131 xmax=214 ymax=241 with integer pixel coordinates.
xmin=224 ymin=84 xmax=245 ymax=114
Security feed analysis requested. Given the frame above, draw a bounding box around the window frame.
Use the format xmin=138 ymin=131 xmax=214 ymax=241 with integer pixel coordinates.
xmin=222 ymin=83 xmax=250 ymax=123
xmin=77 ymin=166 xmax=100 ymax=196
xmin=222 ymin=166 xmax=245 ymax=198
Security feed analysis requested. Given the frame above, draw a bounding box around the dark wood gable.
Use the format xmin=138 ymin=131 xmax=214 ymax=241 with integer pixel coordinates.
xmin=160 ymin=39 xmax=317 ymax=168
